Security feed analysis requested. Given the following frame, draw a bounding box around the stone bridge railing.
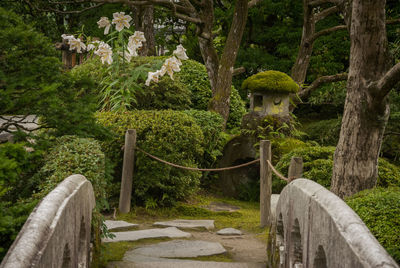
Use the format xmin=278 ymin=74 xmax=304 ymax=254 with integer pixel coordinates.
xmin=268 ymin=179 xmax=399 ymax=268
xmin=0 ymin=174 xmax=95 ymax=268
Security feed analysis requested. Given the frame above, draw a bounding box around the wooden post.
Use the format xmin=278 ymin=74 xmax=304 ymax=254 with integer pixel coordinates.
xmin=260 ymin=140 xmax=272 ymax=227
xmin=119 ymin=129 xmax=136 ymax=214
xmin=288 ymin=157 xmax=303 ymax=181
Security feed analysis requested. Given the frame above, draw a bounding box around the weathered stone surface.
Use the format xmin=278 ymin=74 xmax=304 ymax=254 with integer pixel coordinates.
xmin=0 ymin=175 xmax=95 ymax=268
xmin=102 ymin=227 xmax=191 ymax=242
xmin=153 ymin=219 xmax=215 ymax=230
xmin=204 ymin=202 xmax=240 ymax=212
xmin=125 ymin=240 xmax=226 ymax=260
xmin=108 ymin=261 xmax=265 ymax=268
xmin=217 ymin=228 xmax=243 ymax=236
xmin=273 ymin=179 xmax=399 ymax=268
xmin=270 ymin=194 xmax=280 ymax=223
xmin=104 ymin=220 xmax=138 ymax=231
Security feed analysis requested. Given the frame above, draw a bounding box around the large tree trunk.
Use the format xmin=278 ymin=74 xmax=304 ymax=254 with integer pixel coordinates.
xmin=331 ymin=0 xmax=390 ymax=198
xmin=209 ymin=0 xmax=249 ymax=124
xmin=291 ymin=0 xmax=315 ymax=85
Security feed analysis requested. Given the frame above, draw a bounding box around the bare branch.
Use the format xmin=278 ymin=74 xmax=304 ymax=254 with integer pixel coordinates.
xmin=25 ymin=0 xmax=105 ymax=14
xmin=248 ymin=0 xmax=262 ymax=8
xmin=314 ymin=6 xmax=339 ymax=22
xmin=376 ymin=62 xmax=400 ymax=98
xmin=233 ymin=67 xmax=246 ymax=76
xmin=387 ymin=18 xmax=400 ymax=25
xmin=309 ymin=24 xmax=347 ymax=42
xmin=309 ymin=0 xmax=330 ymax=7
xmin=299 ymin=72 xmax=348 ymax=99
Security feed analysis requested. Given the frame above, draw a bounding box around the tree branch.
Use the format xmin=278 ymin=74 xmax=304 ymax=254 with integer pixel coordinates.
xmin=248 ymin=0 xmax=262 ymax=8
xmin=377 ymin=62 xmax=400 ymax=97
xmin=233 ymin=67 xmax=246 ymax=76
xmin=314 ymin=6 xmax=339 ymax=22
xmin=299 ymin=72 xmax=348 ymax=99
xmin=309 ymin=24 xmax=347 ymax=42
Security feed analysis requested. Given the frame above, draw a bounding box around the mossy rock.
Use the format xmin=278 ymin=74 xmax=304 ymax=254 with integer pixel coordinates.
xmin=242 ymin=70 xmax=299 ymax=94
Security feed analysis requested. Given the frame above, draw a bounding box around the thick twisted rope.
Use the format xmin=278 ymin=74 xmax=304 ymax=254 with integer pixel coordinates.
xmin=136 ymin=147 xmax=260 ymax=172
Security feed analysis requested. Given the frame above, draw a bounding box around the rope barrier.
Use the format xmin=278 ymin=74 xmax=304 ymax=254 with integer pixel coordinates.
xmin=267 ymin=160 xmax=289 ymax=182
xmin=136 ymin=147 xmax=260 ymax=172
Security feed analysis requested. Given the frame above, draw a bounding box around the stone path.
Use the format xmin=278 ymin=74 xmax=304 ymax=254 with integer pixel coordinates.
xmin=104 ymin=198 xmax=278 ymax=268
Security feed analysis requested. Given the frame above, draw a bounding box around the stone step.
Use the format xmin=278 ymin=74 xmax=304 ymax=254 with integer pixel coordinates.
xmin=107 ymin=261 xmax=266 ymax=268
xmin=153 ymin=219 xmax=215 ymax=230
xmin=124 ymin=240 xmax=226 ymax=260
xmin=102 ymin=227 xmax=191 ymax=243
xmin=105 ymin=220 xmax=139 ymax=231
xmin=217 ymin=228 xmax=242 ymax=236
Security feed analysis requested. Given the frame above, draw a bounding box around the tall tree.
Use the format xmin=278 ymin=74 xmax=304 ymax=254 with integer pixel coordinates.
xmin=331 ymin=0 xmax=400 ymax=198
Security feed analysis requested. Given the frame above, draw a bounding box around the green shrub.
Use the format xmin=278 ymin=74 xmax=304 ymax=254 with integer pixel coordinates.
xmin=273 ymin=146 xmax=400 ymax=193
xmin=74 ymin=57 xmax=246 ymax=129
xmin=346 ymin=187 xmax=400 ymax=263
xmin=242 ymin=70 xmax=299 ymax=94
xmin=96 ymin=110 xmax=204 ymax=206
xmin=302 ymin=118 xmax=341 ymax=146
xmin=34 ymin=136 xmax=109 ymax=208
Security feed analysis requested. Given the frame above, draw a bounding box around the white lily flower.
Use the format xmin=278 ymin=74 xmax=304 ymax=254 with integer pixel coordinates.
xmin=128 ymin=31 xmax=146 ymax=47
xmin=145 ymin=70 xmax=162 ymax=86
xmin=95 ymin=42 xmax=113 ymax=64
xmin=61 ymin=34 xmax=75 ymax=41
xmin=118 ymin=50 xmax=135 ymax=62
xmin=173 ymin=44 xmax=189 ymax=61
xmin=87 ymin=40 xmax=100 ymax=51
xmin=97 ymin=17 xmax=111 ymax=35
xmin=68 ymin=37 xmax=86 ymax=53
xmin=112 ymin=12 xmax=132 ymax=32
xmin=160 ymin=56 xmax=182 ymax=80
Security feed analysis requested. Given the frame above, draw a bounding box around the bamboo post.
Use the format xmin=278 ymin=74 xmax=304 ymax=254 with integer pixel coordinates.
xmin=119 ymin=129 xmax=136 ymax=214
xmin=288 ymin=157 xmax=303 ymax=181
xmin=260 ymin=140 xmax=272 ymax=227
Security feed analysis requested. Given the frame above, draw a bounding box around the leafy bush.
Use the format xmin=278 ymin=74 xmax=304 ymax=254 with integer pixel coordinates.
xmin=273 ymin=146 xmax=400 ymax=193
xmin=302 ymin=117 xmax=342 ymax=146
xmin=346 ymin=187 xmax=400 ymax=263
xmin=242 ymin=70 xmax=299 ymax=94
xmin=74 ymin=57 xmax=246 ymax=129
xmin=34 ymin=136 xmax=109 ymax=209
xmin=96 ymin=110 xmax=204 ymax=206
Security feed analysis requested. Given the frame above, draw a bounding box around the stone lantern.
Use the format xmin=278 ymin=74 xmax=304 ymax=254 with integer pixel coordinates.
xmin=242 ymin=70 xmax=299 ymax=117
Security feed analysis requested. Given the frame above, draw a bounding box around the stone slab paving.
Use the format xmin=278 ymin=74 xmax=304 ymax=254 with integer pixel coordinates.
xmin=102 ymin=227 xmax=191 ymax=242
xmin=107 ymin=261 xmax=266 ymax=267
xmin=204 ymin=202 xmax=240 ymax=212
xmin=217 ymin=228 xmax=242 ymax=236
xmin=153 ymin=219 xmax=215 ymax=230
xmin=105 ymin=220 xmax=139 ymax=231
xmin=125 ymin=240 xmax=226 ymax=259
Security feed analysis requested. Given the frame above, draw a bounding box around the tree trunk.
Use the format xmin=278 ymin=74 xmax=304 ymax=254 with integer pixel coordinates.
xmin=197 ymin=1 xmax=219 ymax=92
xmin=207 ymin=0 xmax=249 ymax=125
xmin=331 ymin=0 xmax=390 ymax=198
xmin=291 ymin=0 xmax=315 ymax=85
xmin=132 ymin=5 xmax=156 ymax=56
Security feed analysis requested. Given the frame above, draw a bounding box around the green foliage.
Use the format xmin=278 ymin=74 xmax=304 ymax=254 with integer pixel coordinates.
xmin=0 ymin=7 xmax=60 ymax=115
xmin=74 ymin=57 xmax=246 ymax=129
xmin=302 ymin=117 xmax=342 ymax=146
xmin=346 ymin=187 xmax=400 ymax=263
xmin=274 ymin=146 xmax=400 ymax=193
xmin=308 ymin=81 xmax=347 ymax=108
xmin=96 ymin=110 xmax=204 ymax=206
xmin=242 ymin=70 xmax=299 ymax=94
xmin=33 ymin=136 xmax=109 ymax=209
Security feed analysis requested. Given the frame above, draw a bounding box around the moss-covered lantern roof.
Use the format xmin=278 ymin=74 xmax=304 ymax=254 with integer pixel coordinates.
xmin=242 ymin=70 xmax=299 ymax=94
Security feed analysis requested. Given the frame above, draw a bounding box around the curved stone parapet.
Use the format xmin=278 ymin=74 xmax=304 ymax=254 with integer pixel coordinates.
xmin=273 ymin=179 xmax=398 ymax=268
xmin=0 ymin=174 xmax=95 ymax=268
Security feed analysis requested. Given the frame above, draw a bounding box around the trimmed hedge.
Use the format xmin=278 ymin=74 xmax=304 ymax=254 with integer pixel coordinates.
xmin=242 ymin=70 xmax=299 ymax=94
xmin=33 ymin=136 xmax=109 ymax=208
xmin=346 ymin=187 xmax=400 ymax=263
xmin=96 ymin=110 xmax=204 ymax=206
